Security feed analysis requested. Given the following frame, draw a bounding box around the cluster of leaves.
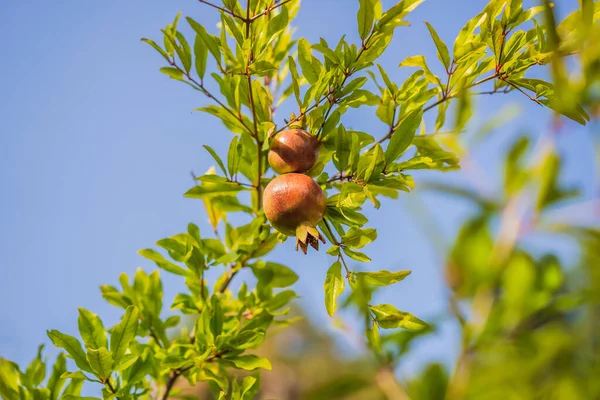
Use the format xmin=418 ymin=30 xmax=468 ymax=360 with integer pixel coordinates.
xmin=1 ymin=0 xmax=597 ymax=399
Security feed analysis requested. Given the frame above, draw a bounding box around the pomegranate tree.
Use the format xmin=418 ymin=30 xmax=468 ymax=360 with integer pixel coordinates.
xmin=7 ymin=1 xmax=591 ymax=399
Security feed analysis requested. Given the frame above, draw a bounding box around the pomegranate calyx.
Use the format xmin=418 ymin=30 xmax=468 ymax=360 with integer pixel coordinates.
xmin=295 ymin=224 xmax=326 ymax=254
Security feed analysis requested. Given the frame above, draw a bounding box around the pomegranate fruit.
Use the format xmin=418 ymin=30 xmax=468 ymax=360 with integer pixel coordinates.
xmin=263 ymin=173 xmax=326 ymax=253
xmin=268 ymin=129 xmax=319 ymax=174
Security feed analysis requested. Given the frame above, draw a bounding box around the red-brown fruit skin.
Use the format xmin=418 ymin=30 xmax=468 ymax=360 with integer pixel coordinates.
xmin=263 ymin=173 xmax=327 ymax=236
xmin=268 ymin=129 xmax=319 ymax=174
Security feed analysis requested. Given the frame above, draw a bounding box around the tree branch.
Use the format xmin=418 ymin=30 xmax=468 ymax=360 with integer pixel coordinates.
xmin=251 ymin=0 xmax=293 ymax=21
xmin=369 ymin=73 xmax=500 ymax=150
xmin=170 ymin=62 xmax=254 ymax=136
xmin=503 ymin=79 xmax=544 ymax=106
xmin=198 ymin=0 xmax=246 ymax=21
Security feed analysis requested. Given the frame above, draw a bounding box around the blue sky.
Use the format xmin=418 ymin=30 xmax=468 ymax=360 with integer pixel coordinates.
xmin=0 ymin=0 xmax=596 ymax=386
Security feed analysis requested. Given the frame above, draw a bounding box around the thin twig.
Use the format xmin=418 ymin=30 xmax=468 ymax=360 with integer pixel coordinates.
xmin=105 ymin=379 xmax=119 ymax=399
xmin=161 ymin=365 xmax=194 ymax=400
xmin=148 ymin=328 xmax=163 ymax=348
xmin=503 ymin=79 xmax=544 ymax=106
xmin=170 ymin=62 xmax=254 ymax=135
xmin=326 ymin=173 xmax=354 ymax=183
xmin=251 ymin=0 xmax=293 ymax=21
xmin=368 ymin=73 xmax=500 ymax=150
xmin=198 ymin=0 xmax=246 ymax=21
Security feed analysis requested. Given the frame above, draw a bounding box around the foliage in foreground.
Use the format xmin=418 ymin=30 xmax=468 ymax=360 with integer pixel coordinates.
xmin=1 ymin=0 xmax=599 ymax=399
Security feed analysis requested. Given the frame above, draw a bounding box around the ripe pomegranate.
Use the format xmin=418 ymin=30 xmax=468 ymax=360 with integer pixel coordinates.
xmin=268 ymin=129 xmax=319 ymax=174
xmin=263 ymin=173 xmax=326 ymax=253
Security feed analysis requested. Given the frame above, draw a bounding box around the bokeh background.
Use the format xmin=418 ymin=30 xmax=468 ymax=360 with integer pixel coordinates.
xmin=1 ymin=0 xmax=597 ymax=394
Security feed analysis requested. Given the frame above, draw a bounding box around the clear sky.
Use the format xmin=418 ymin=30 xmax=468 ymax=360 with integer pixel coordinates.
xmin=0 ymin=0 xmax=596 ymax=388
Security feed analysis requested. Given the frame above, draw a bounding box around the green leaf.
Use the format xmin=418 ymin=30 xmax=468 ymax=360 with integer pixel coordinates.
xmin=453 ymin=12 xmax=487 ymax=58
xmin=297 ymin=38 xmax=319 ymax=84
xmin=384 ymin=109 xmax=422 ymax=164
xmin=60 ymin=371 xmax=89 ymax=380
xmin=240 ymin=375 xmax=260 ymax=400
xmin=425 ymin=21 xmax=451 ymax=70
xmin=333 ymin=125 xmax=351 ymax=173
xmin=24 ymin=344 xmax=46 ymax=388
xmin=141 ymin=38 xmax=170 ymax=62
xmin=86 ymin=348 xmax=113 ymax=379
xmin=342 ymin=227 xmax=377 ymax=249
xmin=377 ymin=0 xmax=425 ymax=30
xmin=61 ymin=376 xmax=84 ymax=396
xmin=194 ymin=32 xmax=208 ymax=79
xmin=249 ymin=61 xmax=277 ymax=77
xmin=369 ymin=304 xmax=428 ymax=330
xmin=175 ymin=31 xmax=192 ymax=73
xmin=138 ymin=249 xmax=188 ymax=276
xmin=356 ymin=270 xmax=411 ymax=286
xmin=399 ymin=55 xmax=440 ymax=85
xmin=187 ymin=18 xmax=221 ymax=67
xmin=159 ymin=67 xmax=184 ymax=81
xmin=324 ymin=261 xmax=345 ymax=317
xmin=185 ymin=181 xmax=245 ymax=198
xmin=327 ymin=207 xmax=369 ymax=227
xmin=0 ymin=358 xmax=20 ymax=400
xmin=46 ymin=331 xmax=92 ymax=373
xmin=343 ymin=247 xmax=371 ymax=262
xmin=62 ymin=396 xmax=101 ymax=400
xmin=267 ymin=5 xmax=289 ymax=39
xmin=251 ymin=262 xmax=298 ymax=288
xmin=47 ymin=354 xmax=67 ymax=400
xmin=109 ymin=306 xmax=139 ymax=365
xmin=161 ymin=355 xmax=193 ymax=370
xmin=203 ymin=145 xmax=228 ymax=178
xmin=222 ymin=14 xmax=244 ymax=45
xmin=376 ymin=64 xmax=397 ymax=93
xmin=230 ymin=355 xmax=272 ymax=371
xmin=230 ymin=330 xmax=266 ymax=350
xmin=112 ymin=354 xmax=138 ymax=372
xmin=210 ymin=296 xmax=224 ymax=337
xmin=357 ymin=0 xmax=376 ymax=40
xmin=357 ymin=144 xmax=385 ymax=183
xmin=77 ymin=309 xmax=107 ymax=350
xmin=124 ymin=352 xmax=152 ymax=385
xmin=287 ymin=57 xmax=302 ymax=108
xmin=366 ymin=323 xmax=382 ymax=353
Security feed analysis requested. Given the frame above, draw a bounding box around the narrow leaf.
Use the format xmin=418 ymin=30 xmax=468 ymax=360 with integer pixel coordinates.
xmin=77 ymin=309 xmax=107 ymax=350
xmin=425 ymin=21 xmax=451 ymax=69
xmin=46 ymin=331 xmax=92 ymax=373
xmin=109 ymin=306 xmax=139 ymax=365
xmin=384 ymin=110 xmax=422 ymax=164
xmin=324 ymin=261 xmax=345 ymax=317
